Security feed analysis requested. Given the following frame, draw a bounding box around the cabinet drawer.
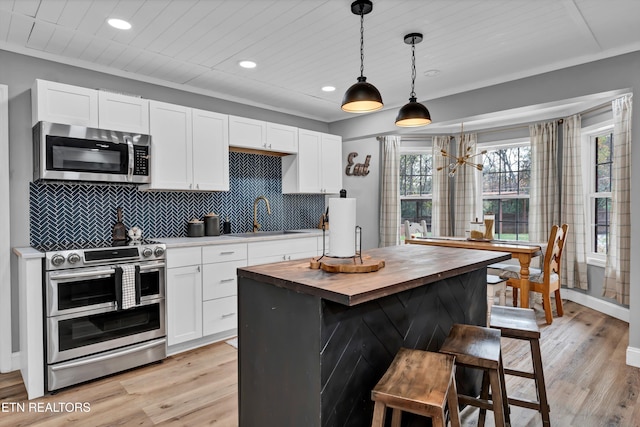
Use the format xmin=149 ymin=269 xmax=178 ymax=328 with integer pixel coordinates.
xmin=202 ymin=260 xmax=245 ymax=300
xmin=202 ymin=243 xmax=247 ymax=264
xmin=167 ymin=247 xmax=202 ymax=268
xmin=248 ymin=237 xmax=316 ymax=260
xmin=249 ymin=250 xmax=317 ymax=266
xmin=203 ymin=296 xmax=237 ymax=336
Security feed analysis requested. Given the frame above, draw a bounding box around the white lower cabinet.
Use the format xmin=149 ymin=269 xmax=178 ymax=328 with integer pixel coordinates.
xmin=166 ymin=236 xmax=321 ymax=352
xmin=202 ymin=244 xmax=247 ymax=336
xmin=166 ymin=244 xmax=246 ymax=349
xmin=203 ymin=296 xmax=238 ymax=336
xmin=166 ymin=263 xmax=203 ymax=346
xmin=248 ymin=237 xmax=319 ymax=265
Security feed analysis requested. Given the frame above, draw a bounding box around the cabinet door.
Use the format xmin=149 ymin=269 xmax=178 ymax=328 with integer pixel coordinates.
xmin=98 ymin=91 xmax=149 ymax=133
xmin=228 ymin=115 xmax=265 ymax=150
xmin=31 ymin=80 xmax=98 ymax=127
xmin=166 ymin=265 xmax=203 ymax=345
xmin=192 ymin=109 xmax=229 ymax=191
xmin=296 ymin=129 xmax=322 ymax=193
xmin=147 ymin=101 xmax=192 ymax=190
xmin=266 ymin=122 xmax=298 ymax=153
xmin=320 ymin=133 xmax=343 ymax=193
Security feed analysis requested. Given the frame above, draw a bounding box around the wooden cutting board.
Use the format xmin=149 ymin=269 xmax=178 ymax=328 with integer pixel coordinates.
xmin=310 ymin=255 xmax=385 ymax=273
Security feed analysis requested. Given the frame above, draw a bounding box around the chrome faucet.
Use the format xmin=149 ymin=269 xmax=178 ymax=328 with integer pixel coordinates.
xmin=253 ymin=196 xmax=271 ymax=232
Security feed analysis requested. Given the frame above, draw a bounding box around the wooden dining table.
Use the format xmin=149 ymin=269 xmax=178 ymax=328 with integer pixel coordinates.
xmin=406 ymin=236 xmax=544 ymax=308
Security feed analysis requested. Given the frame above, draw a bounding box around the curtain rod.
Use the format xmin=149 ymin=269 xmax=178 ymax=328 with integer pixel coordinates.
xmin=398 ymin=100 xmax=616 ymax=141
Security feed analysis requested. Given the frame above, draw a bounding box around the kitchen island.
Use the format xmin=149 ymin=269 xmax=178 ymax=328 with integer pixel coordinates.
xmin=237 ymin=244 xmax=511 ymax=426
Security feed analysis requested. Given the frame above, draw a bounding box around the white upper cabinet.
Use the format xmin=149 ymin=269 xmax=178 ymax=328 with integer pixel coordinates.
xmin=192 ymin=109 xmax=229 ymax=191
xmin=32 ymin=80 xmax=149 ymax=133
xmin=146 ymin=100 xmax=193 ymax=191
xmin=32 ymin=79 xmax=98 ymax=127
xmin=319 ymin=133 xmax=343 ymax=193
xmin=266 ymin=122 xmax=298 ymax=153
xmin=282 ymin=129 xmax=342 ymax=194
xmin=229 ymin=115 xmax=298 ymax=154
xmin=97 ymin=91 xmax=149 ymax=133
xmin=144 ymin=101 xmax=229 ymax=192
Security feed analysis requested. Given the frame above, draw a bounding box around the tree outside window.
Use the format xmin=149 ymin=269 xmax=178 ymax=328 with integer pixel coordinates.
xmin=400 ymin=153 xmax=432 ymax=235
xmin=481 ymin=145 xmax=531 ymax=241
xmin=594 ymin=133 xmax=612 ymax=254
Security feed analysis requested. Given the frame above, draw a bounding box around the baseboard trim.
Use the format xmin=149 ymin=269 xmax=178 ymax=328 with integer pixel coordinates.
xmin=562 ymin=288 xmax=629 ymax=323
xmin=626 ymin=346 xmax=640 ymax=368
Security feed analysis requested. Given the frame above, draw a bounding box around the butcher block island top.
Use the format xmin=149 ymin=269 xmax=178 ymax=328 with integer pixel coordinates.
xmin=237 ymin=244 xmax=511 ymax=306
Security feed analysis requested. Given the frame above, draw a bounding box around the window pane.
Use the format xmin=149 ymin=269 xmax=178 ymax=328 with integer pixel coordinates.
xmin=400 ymin=152 xmax=433 ymax=235
xmin=595 ymin=225 xmax=609 ymax=253
xmin=596 ymin=134 xmax=612 ymax=163
xmin=481 ymin=145 xmax=530 ymax=241
xmin=596 ymin=164 xmax=611 ymax=192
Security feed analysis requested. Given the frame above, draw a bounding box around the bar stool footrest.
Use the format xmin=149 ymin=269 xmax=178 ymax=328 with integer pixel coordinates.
xmin=508 ymin=396 xmax=544 ymax=411
xmin=504 ymin=367 xmax=535 ymax=379
xmin=458 ymin=394 xmax=495 ymax=411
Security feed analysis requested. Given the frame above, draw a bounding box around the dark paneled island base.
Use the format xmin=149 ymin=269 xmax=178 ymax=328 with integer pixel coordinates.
xmin=237 ymin=244 xmax=511 ymax=426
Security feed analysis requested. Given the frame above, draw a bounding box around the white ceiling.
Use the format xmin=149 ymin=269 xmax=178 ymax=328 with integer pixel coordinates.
xmin=1 ymin=0 xmax=640 ymax=124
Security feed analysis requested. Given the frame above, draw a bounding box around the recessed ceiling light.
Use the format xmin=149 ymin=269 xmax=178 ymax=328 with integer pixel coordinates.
xmin=423 ymin=69 xmax=441 ymax=77
xmin=107 ymin=18 xmax=132 ymax=30
xmin=322 ymin=86 xmax=336 ymax=92
xmin=238 ymin=60 xmax=257 ymax=69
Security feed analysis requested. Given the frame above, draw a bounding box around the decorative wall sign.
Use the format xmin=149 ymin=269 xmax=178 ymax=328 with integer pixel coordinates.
xmin=345 ymin=152 xmax=371 ymax=176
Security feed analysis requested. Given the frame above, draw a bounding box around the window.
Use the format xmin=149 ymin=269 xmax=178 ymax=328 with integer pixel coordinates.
xmin=584 ymin=124 xmax=613 ymax=264
xmin=594 ymin=133 xmax=612 ymax=254
xmin=480 ymin=141 xmax=531 ymax=241
xmin=400 ymin=150 xmax=432 ymax=235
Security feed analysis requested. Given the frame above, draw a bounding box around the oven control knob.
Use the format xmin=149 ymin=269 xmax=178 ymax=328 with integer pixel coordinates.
xmin=51 ymin=254 xmax=65 ymax=267
xmin=67 ymin=253 xmax=81 ymax=264
xmin=154 ymin=247 xmax=165 ymax=257
xmin=142 ymin=247 xmax=153 ymax=257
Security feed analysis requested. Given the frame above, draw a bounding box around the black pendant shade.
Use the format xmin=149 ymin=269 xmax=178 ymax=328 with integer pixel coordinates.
xmin=341 ymin=0 xmax=383 ymax=113
xmin=341 ymin=76 xmax=383 ymax=113
xmin=395 ymin=33 xmax=431 ymax=127
xmin=396 ymin=97 xmax=432 ymax=127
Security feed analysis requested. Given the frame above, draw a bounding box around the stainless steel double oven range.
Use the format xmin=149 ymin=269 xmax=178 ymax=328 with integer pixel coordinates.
xmin=39 ymin=239 xmax=167 ymax=392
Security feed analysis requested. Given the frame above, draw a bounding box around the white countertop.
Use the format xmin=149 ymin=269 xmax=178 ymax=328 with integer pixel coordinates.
xmin=158 ymin=228 xmax=324 ymax=248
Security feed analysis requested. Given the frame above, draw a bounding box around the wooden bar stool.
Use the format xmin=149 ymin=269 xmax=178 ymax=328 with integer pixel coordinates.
xmin=439 ymin=324 xmax=510 ymax=427
xmin=371 ymin=347 xmax=461 ymax=427
xmin=490 ymin=305 xmax=551 ymax=426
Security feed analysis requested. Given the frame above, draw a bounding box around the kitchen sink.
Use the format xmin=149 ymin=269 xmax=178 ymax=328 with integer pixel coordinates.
xmin=230 ymin=230 xmax=307 ymax=238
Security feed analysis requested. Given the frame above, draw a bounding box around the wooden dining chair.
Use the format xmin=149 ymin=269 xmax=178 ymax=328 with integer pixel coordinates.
xmin=493 ymin=224 xmax=568 ymax=324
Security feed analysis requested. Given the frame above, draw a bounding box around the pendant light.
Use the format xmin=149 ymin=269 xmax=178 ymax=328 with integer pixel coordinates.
xmin=341 ymin=0 xmax=383 ymax=113
xmin=395 ymin=33 xmax=432 ymax=127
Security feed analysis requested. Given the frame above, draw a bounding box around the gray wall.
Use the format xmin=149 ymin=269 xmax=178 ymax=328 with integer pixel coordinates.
xmin=340 ymin=137 xmax=380 ymax=251
xmin=1 ymin=49 xmax=330 ymax=351
xmin=331 ymin=50 xmax=640 ymax=351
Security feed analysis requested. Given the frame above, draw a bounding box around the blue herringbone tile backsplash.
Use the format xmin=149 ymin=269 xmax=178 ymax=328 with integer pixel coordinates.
xmin=30 ymin=152 xmax=325 ymax=246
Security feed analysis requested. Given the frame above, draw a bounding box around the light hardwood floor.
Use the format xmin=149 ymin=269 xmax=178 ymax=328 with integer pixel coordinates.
xmin=0 ymin=300 xmax=638 ymax=426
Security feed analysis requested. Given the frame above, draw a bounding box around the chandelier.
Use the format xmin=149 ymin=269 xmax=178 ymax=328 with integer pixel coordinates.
xmin=437 ymin=123 xmax=486 ymax=177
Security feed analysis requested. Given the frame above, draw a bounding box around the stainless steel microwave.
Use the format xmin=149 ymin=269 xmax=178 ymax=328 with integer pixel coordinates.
xmin=33 ymin=121 xmax=151 ymax=184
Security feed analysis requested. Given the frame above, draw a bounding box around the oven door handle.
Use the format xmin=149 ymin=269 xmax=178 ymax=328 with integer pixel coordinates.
xmin=50 ymin=263 xmax=164 ymax=281
xmin=50 ymin=269 xmax=116 ymax=281
xmin=49 ymin=339 xmax=165 ymax=371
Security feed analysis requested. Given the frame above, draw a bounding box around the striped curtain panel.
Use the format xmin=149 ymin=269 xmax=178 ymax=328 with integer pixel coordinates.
xmin=431 ymin=135 xmax=451 ymax=237
xmin=529 ymin=121 xmax=559 ymax=244
xmin=603 ymin=95 xmax=632 ymax=305
xmin=379 ymin=136 xmax=401 ymax=247
xmin=561 ymin=114 xmax=588 ymax=289
xmin=453 ymin=132 xmax=478 ymax=237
